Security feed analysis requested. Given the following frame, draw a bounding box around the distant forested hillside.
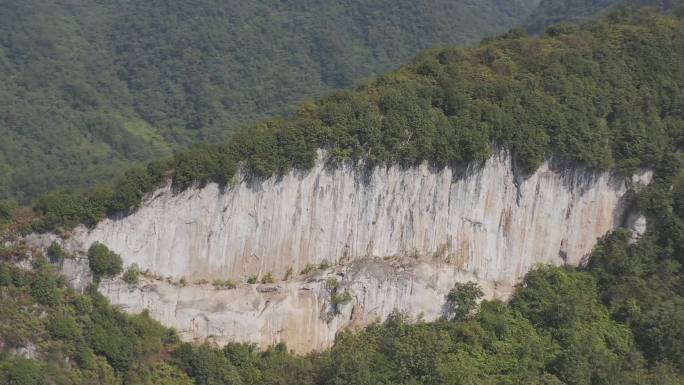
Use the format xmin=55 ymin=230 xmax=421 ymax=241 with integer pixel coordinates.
xmin=24 ymin=7 xmax=684 ymax=235
xmin=525 ymin=0 xmax=683 ymax=32
xmin=0 ymin=0 xmax=540 ymax=202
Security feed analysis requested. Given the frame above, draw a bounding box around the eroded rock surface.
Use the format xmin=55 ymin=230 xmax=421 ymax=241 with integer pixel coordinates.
xmin=70 ymin=150 xmax=647 ymax=283
xmin=29 ymin=149 xmax=651 ymax=352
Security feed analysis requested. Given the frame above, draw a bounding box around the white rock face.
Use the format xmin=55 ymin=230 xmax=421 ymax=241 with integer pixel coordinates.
xmin=97 ymin=258 xmax=510 ymax=353
xmin=626 ymin=213 xmax=648 ymax=244
xmin=72 ymin=150 xmax=645 ymax=283
xmin=51 ymin=149 xmax=650 ymax=353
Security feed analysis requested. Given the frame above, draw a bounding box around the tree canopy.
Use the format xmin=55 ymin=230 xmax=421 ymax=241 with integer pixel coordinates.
xmin=3 ymin=0 xmax=678 ymax=203
xmin=0 ymin=0 xmax=541 ymax=202
xmin=25 ymin=8 xmax=684 ymax=234
xmin=0 ymin=6 xmax=682 ymax=384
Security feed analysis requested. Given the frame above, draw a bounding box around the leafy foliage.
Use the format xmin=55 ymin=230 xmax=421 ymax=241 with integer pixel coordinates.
xmin=88 ymin=243 xmax=123 ymax=279
xmin=46 ymin=241 xmax=64 ymax=264
xmin=587 ymin=159 xmax=684 ymax=372
xmin=260 ymin=272 xmax=275 ymax=284
xmin=0 ymin=0 xmax=540 ymax=202
xmin=5 ymin=359 xmax=46 ymax=385
xmin=0 ymin=253 xmax=183 ymax=384
xmin=525 ymin=0 xmax=683 ymax=33
xmin=443 ymin=281 xmax=484 ymax=321
xmin=28 ymin=8 xmax=684 ymax=233
xmin=122 ymin=264 xmax=141 ymax=285
xmin=0 ymin=7 xmax=682 ymax=385
xmin=325 ymin=278 xmax=352 ymax=317
xmin=29 ymin=266 xmax=60 ymax=306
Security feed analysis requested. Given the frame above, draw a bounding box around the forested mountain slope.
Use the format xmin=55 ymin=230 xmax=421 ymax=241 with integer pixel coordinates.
xmin=0 ymin=0 xmax=540 ymax=202
xmin=23 ymin=6 xmax=684 ymax=236
xmin=0 ymin=8 xmax=682 ymax=385
xmin=525 ymin=0 xmax=683 ymax=32
xmin=2 ymin=0 xmax=679 ymax=203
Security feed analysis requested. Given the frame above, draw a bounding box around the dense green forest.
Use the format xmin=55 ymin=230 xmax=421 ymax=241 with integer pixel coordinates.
xmin=0 ymin=0 xmax=543 ymax=202
xmin=3 ymin=0 xmax=680 ymax=203
xmin=22 ymin=7 xmax=684 ymax=234
xmin=0 ymin=158 xmax=682 ymax=384
xmin=0 ymin=5 xmax=682 ymax=385
xmin=524 ymin=0 xmax=682 ymax=32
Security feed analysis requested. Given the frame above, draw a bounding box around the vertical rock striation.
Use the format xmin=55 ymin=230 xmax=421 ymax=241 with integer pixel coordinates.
xmin=72 ymin=149 xmax=647 ymax=284
xmin=45 ymin=148 xmax=651 ymax=352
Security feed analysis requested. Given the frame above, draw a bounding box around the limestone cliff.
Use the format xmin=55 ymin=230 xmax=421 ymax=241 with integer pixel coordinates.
xmin=34 ymin=149 xmax=650 ymax=352
xmin=71 ymin=149 xmax=648 ymax=282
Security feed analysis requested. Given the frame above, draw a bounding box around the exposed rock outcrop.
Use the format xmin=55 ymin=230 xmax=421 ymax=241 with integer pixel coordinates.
xmin=69 ymin=150 xmax=649 ymax=283
xmin=30 ymin=149 xmax=652 ymax=352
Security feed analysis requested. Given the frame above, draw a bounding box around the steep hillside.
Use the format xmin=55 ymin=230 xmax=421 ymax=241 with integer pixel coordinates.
xmin=0 ymin=8 xmax=682 ymax=385
xmin=26 ymin=7 xmax=683 ymax=236
xmin=0 ymin=0 xmax=540 ymax=202
xmin=66 ymin=150 xmax=649 ymax=285
xmin=7 ymin=2 xmax=681 ymax=356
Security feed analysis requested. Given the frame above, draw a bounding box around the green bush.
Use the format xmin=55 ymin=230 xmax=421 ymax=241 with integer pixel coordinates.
xmin=0 ymin=200 xmax=17 ymax=226
xmin=443 ymin=281 xmax=484 ymax=321
xmin=32 ymin=191 xmax=89 ymax=232
xmin=331 ymin=291 xmax=352 ymax=307
xmin=87 ymin=243 xmax=123 ymax=279
xmin=325 ymin=277 xmax=341 ymax=291
xmin=122 ymin=264 xmax=141 ymax=284
xmin=0 ymin=262 xmax=11 ymax=286
xmin=106 ymin=167 xmax=161 ymax=215
xmin=283 ymin=266 xmax=293 ymax=281
xmin=10 ymin=267 xmax=32 ymax=288
xmin=46 ymin=311 xmax=81 ymax=342
xmin=71 ymin=295 xmax=93 ymax=315
xmin=299 ymin=263 xmax=316 ymax=275
xmin=74 ymin=344 xmax=95 ymax=368
xmin=30 ymin=268 xmax=60 ymax=306
xmin=6 ymin=358 xmax=46 ymax=385
xmin=326 ymin=278 xmax=352 ymax=316
xmin=212 ymin=280 xmax=237 ymax=290
xmin=46 ymin=242 xmax=65 ymax=264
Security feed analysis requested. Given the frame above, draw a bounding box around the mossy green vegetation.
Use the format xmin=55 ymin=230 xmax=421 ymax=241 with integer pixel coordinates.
xmin=25 ymin=8 xmax=684 ymax=234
